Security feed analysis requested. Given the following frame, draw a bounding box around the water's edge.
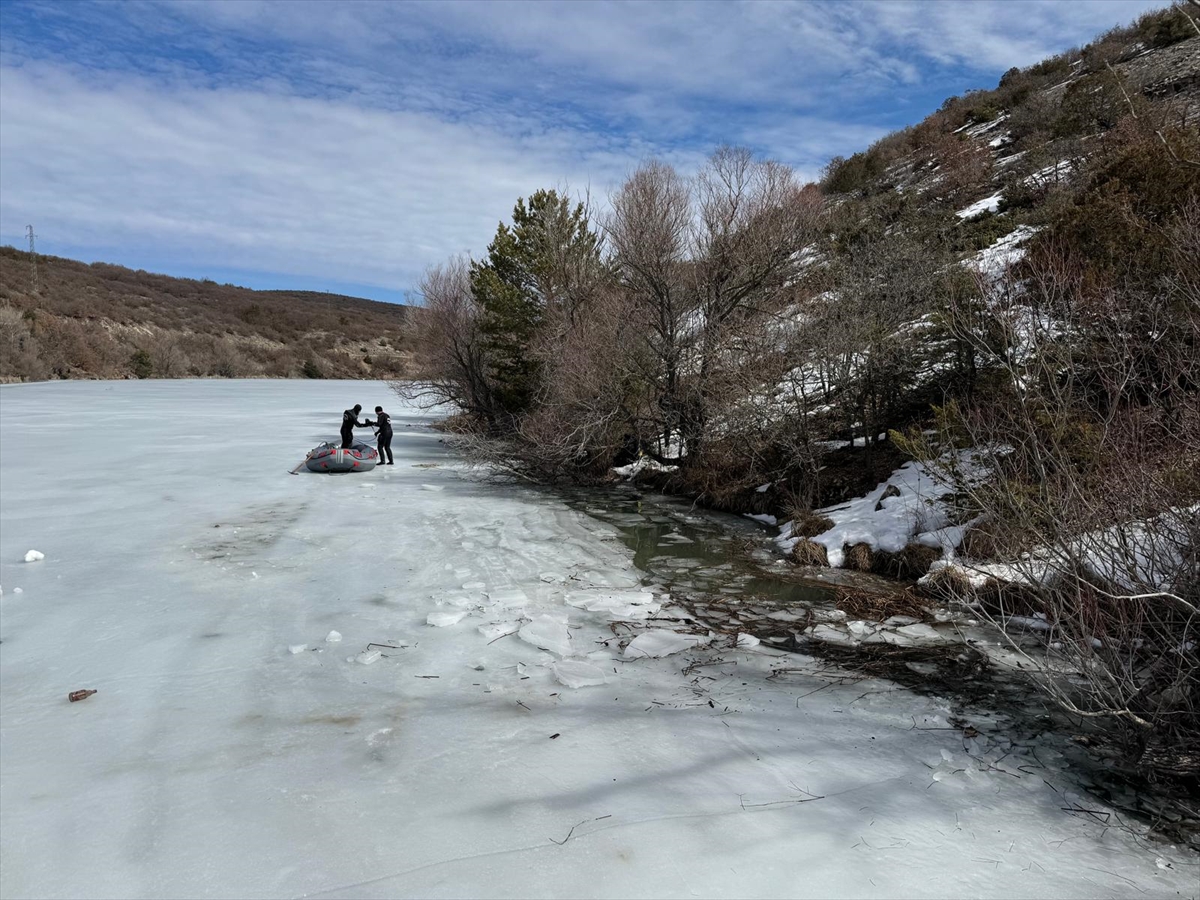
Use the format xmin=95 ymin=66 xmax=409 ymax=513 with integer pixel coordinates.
xmin=556 ymin=481 xmax=1199 ymax=849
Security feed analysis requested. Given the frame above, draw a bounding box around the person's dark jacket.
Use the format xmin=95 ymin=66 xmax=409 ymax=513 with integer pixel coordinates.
xmin=374 ymin=411 xmax=392 ymax=437
xmin=341 ymin=408 xmax=366 ymax=447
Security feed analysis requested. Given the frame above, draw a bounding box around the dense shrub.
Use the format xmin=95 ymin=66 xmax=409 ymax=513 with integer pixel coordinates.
xmin=1054 ymin=73 xmax=1131 ymax=137
xmin=1139 ymin=5 xmax=1199 ymax=48
xmin=1043 ymin=121 xmax=1200 ymax=287
xmin=129 ymin=349 xmax=153 ymax=379
xmin=821 ymin=151 xmax=886 ymax=195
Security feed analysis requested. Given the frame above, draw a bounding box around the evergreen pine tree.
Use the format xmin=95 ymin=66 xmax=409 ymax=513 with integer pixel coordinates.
xmin=471 ymin=189 xmax=600 ymax=423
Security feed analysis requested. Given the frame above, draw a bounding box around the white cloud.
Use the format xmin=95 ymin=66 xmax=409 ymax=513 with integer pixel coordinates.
xmin=0 ymin=0 xmax=1170 ymax=295
xmin=0 ymin=60 xmax=858 ymax=294
xmin=0 ymin=63 xmax=643 ymax=292
xmin=167 ymin=0 xmax=1168 ymax=107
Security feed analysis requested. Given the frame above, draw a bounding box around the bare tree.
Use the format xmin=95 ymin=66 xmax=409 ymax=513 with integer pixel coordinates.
xmin=684 ymin=148 xmax=822 ymax=460
xmin=605 ymin=148 xmax=821 ymax=467
xmin=399 ymin=257 xmax=499 ymax=425
xmin=605 ymin=160 xmax=694 ymax=459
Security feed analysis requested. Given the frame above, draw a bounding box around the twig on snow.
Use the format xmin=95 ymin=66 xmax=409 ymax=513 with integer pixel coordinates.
xmin=549 ymin=814 xmax=612 ymax=845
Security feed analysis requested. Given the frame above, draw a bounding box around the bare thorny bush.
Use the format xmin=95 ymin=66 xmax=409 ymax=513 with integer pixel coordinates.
xmin=927 ymin=203 xmax=1200 ymax=778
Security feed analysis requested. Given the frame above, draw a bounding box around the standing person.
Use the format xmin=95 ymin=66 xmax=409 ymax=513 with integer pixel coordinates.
xmin=370 ymin=405 xmax=394 ymax=465
xmin=340 ymin=404 xmax=368 ymax=449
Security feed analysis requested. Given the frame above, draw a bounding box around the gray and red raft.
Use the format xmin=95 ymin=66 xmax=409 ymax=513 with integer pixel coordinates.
xmin=305 ymin=442 xmax=379 ymax=473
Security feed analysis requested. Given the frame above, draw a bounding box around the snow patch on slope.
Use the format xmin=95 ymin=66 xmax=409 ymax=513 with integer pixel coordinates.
xmin=778 ymin=451 xmax=988 ymax=567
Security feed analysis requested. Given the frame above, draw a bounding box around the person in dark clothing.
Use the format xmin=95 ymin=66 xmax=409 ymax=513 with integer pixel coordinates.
xmin=341 ymin=404 xmax=368 ymax=448
xmin=367 ymin=405 xmax=394 ymax=464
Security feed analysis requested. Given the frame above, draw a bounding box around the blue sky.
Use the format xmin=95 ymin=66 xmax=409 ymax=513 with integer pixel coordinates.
xmin=0 ymin=0 xmax=1167 ymax=304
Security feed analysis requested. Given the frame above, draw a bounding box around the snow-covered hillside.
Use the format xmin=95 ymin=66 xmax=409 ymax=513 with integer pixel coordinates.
xmin=0 ymin=381 xmax=1194 ymax=898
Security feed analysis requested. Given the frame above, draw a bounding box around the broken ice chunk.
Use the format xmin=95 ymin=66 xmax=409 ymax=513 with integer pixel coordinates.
xmin=477 ymin=621 xmax=520 ymax=642
xmin=427 ymin=610 xmax=468 ymax=627
xmin=488 ymin=587 xmax=527 ymax=609
xmin=355 ymin=650 xmax=382 ymax=665
xmin=518 ymin=615 xmax=574 ymax=657
xmin=551 ymin=659 xmax=609 ymax=689
xmin=325 ymin=631 xmax=342 ymax=643
xmin=288 ymin=644 xmax=308 ymax=655
xmin=23 ymin=550 xmax=44 ymax=563
xmin=896 ymin=623 xmax=943 ymax=642
xmin=624 ymin=631 xmax=712 ymax=659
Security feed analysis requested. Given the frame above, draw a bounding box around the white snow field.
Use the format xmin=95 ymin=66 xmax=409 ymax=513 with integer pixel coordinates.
xmin=1 ymin=380 xmax=1195 ymax=900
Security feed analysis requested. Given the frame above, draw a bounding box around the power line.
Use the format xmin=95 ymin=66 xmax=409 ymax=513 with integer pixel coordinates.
xmin=26 ymin=224 xmax=39 ymax=294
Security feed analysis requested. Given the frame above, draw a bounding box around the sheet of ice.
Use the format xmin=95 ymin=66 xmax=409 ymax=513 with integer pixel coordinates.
xmin=477 ymin=620 xmax=521 ymax=642
xmin=550 ymin=659 xmax=609 ymax=689
xmin=1 ymin=380 xmax=1193 ymax=900
xmin=744 ymin=513 xmax=777 ymax=526
xmin=565 ymin=589 xmax=661 ymax=619
xmin=624 ymin=630 xmax=712 ymax=659
xmin=487 ymin=587 xmax=528 ymax=609
xmin=426 ymin=609 xmax=468 ymax=627
xmin=518 ymin=614 xmax=575 ymax=657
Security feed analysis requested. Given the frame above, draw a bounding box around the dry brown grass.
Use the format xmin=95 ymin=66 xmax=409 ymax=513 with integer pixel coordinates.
xmin=871 ymin=543 xmax=942 ymax=580
xmin=790 ymin=539 xmax=830 ymax=567
xmin=843 ymin=542 xmax=874 ymax=571
xmin=789 ymin=509 xmax=835 ymax=538
xmin=836 ymin=587 xmax=929 ymax=622
xmin=958 ymin=525 xmax=1001 ymax=559
xmin=913 ymin=564 xmax=975 ymax=601
xmin=431 ymin=412 xmax=477 ymax=434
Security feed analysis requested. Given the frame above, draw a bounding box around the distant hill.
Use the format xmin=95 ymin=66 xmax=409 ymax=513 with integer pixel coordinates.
xmin=0 ymin=247 xmax=415 ymax=381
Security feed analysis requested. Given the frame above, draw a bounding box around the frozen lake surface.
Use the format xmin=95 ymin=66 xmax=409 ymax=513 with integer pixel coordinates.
xmin=1 ymin=380 xmax=1195 ymax=899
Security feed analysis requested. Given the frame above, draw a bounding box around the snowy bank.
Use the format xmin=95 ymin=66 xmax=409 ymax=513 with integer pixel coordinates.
xmin=777 ymin=450 xmax=987 ymax=568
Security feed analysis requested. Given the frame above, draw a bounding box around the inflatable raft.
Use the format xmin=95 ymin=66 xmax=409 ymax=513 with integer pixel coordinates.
xmin=304 ymin=441 xmax=379 ymax=473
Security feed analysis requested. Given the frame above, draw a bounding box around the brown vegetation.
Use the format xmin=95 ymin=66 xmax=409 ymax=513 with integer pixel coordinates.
xmin=871 ymin=544 xmax=941 ymax=580
xmin=0 ymin=248 xmax=413 ymax=381
xmin=835 ymin=587 xmax=929 ymax=623
xmin=789 ymin=510 xmax=835 ymax=539
xmin=843 ymin=543 xmax=874 ymax=572
xmin=790 ymin=540 xmax=830 ymax=567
